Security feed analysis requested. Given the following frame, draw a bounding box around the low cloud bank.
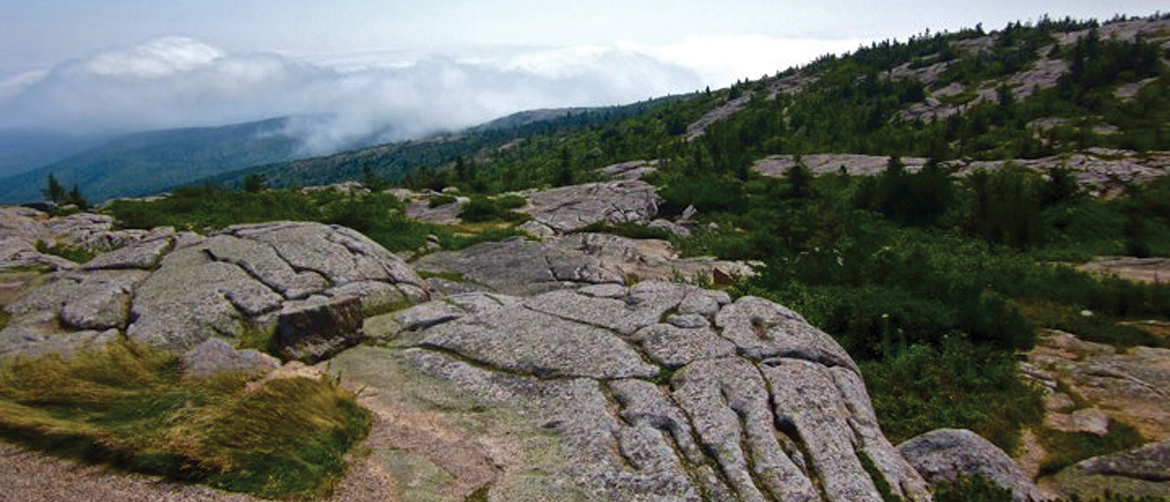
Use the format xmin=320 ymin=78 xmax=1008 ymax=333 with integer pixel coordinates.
xmin=0 ymin=36 xmax=858 ymax=155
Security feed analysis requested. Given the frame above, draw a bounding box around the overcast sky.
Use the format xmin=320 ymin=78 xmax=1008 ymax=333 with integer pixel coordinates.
xmin=1 ymin=1 xmax=1164 ymax=151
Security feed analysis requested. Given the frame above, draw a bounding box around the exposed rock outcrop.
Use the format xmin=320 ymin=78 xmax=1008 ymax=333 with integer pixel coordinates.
xmin=754 ymin=149 xmax=1170 ymax=196
xmin=0 ymin=221 xmax=428 ymax=360
xmin=1020 ymin=330 xmax=1170 ymax=442
xmin=1053 ymin=440 xmax=1170 ymax=499
xmin=516 ymin=180 xmax=660 ymax=235
xmin=898 ymin=429 xmax=1047 ymax=502
xmin=345 ymin=281 xmax=931 ymax=502
xmin=414 ymin=234 xmax=754 ymax=297
xmin=0 ymin=206 xmax=170 ymax=271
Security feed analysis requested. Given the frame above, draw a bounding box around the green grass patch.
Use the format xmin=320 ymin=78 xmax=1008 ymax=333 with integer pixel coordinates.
xmin=0 ymin=341 xmax=370 ymax=500
xmin=1038 ymin=422 xmax=1148 ymax=477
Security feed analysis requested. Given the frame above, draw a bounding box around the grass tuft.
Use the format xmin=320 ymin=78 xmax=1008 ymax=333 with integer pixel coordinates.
xmin=0 ymin=340 xmax=370 ymax=499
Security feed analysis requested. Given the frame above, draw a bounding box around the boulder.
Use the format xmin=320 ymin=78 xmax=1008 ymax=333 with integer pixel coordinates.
xmin=180 ymin=338 xmax=280 ymax=380
xmin=277 ymin=296 xmax=365 ymax=362
xmin=897 ymin=429 xmax=1047 ymax=502
xmin=344 ymin=282 xmax=931 ymax=502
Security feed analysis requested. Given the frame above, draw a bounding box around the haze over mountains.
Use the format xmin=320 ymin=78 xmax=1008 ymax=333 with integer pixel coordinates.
xmin=2 ymin=11 xmax=1168 ymax=205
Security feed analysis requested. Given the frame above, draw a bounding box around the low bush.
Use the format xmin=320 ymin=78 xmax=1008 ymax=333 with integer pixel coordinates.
xmin=0 ymin=341 xmax=370 ymax=499
xmin=457 ymin=196 xmax=529 ymax=223
xmin=860 ymin=339 xmax=1044 ymax=452
xmin=428 ymin=194 xmax=458 ymax=208
xmin=1038 ymin=422 xmax=1148 ymax=476
xmin=577 ymin=221 xmax=674 ymax=240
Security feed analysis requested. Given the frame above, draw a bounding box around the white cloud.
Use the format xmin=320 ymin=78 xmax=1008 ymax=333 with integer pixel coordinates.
xmin=0 ymin=34 xmax=858 ymax=154
xmin=80 ymin=37 xmax=224 ymax=78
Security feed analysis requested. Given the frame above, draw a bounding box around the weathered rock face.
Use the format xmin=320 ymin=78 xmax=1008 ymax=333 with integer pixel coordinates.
xmin=352 ymin=281 xmax=930 ymax=502
xmin=0 ymin=221 xmax=427 ymax=359
xmin=1052 ymin=440 xmax=1170 ymax=499
xmin=414 ymin=233 xmax=754 ymax=297
xmin=180 ymin=338 xmax=281 ymax=380
xmin=754 ymin=150 xmax=1170 ymax=197
xmin=0 ymin=207 xmax=171 ymax=271
xmin=413 ymin=237 xmax=625 ymax=297
xmin=1020 ymin=330 xmax=1170 ymax=442
xmin=517 ymin=180 xmax=660 ymax=235
xmin=898 ymin=429 xmax=1047 ymax=502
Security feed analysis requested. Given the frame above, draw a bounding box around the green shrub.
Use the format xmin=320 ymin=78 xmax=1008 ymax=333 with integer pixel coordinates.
xmin=495 ymin=194 xmax=528 ymax=210
xmin=0 ymin=341 xmax=370 ymax=499
xmin=577 ymin=221 xmax=673 ymax=240
xmin=861 ymin=339 xmax=1044 ymax=452
xmin=1038 ymin=422 xmax=1148 ymax=476
xmin=428 ymin=194 xmax=458 ymax=208
xmin=933 ymin=475 xmax=1015 ymax=502
xmin=457 ymin=197 xmax=529 ymax=223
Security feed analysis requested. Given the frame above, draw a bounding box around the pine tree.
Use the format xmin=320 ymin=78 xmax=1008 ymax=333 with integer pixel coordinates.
xmin=43 ymin=174 xmax=65 ymax=203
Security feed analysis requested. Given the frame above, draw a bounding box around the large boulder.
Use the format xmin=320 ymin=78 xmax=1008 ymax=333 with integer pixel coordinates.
xmin=276 ymin=295 xmax=365 ymax=362
xmin=898 ymin=429 xmax=1047 ymax=502
xmin=0 ymin=221 xmax=428 ymax=360
xmin=336 ymin=281 xmax=931 ymax=502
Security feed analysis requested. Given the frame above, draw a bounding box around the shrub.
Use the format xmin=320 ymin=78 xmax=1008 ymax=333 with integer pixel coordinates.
xmin=1038 ymin=422 xmax=1148 ymax=476
xmin=861 ymin=339 xmax=1044 ymax=452
xmin=428 ymin=194 xmax=458 ymax=208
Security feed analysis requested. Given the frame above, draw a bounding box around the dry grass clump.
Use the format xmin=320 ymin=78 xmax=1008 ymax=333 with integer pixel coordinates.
xmin=0 ymin=341 xmax=370 ymax=500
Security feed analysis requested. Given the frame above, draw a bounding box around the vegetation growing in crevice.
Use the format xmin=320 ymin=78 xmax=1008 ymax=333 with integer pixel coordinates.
xmin=34 ymin=240 xmax=99 ymax=264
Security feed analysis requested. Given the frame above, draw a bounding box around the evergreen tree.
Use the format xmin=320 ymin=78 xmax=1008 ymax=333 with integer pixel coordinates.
xmin=243 ymin=174 xmax=266 ymax=193
xmin=43 ymin=174 xmax=65 ymax=203
xmin=554 ymin=147 xmax=575 ymax=187
xmin=66 ymin=185 xmax=88 ymax=210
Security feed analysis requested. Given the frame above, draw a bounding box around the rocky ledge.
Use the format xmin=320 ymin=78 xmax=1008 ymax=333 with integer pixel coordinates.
xmin=346 ymin=281 xmax=935 ymax=502
xmin=0 ymin=221 xmax=428 ymax=361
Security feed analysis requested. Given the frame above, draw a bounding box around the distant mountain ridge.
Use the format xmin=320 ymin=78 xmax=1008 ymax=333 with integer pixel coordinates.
xmin=0 ymin=118 xmax=305 ymax=204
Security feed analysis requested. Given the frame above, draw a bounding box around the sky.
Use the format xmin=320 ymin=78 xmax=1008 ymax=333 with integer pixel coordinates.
xmin=0 ymin=0 xmax=1165 ymax=153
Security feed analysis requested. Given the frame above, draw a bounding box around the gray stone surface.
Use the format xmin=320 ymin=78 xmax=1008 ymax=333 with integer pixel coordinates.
xmin=898 ymin=428 xmax=1047 ymax=502
xmin=0 ymin=221 xmax=428 ymax=359
xmin=414 ymin=232 xmax=755 ymax=299
xmin=517 ymin=180 xmax=660 ymax=234
xmin=373 ymin=282 xmax=930 ymax=502
xmin=413 ymin=238 xmax=624 ymax=296
xmin=180 ymin=338 xmax=280 ymax=380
